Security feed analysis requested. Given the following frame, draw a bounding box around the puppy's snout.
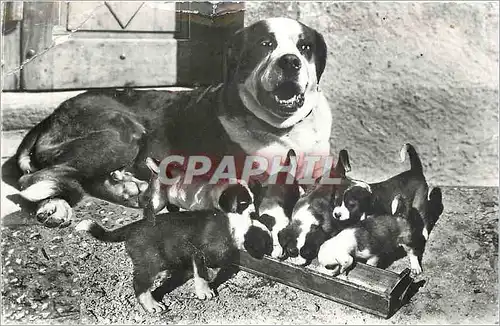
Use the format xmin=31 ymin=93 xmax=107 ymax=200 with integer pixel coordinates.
xmin=278 ymin=54 xmax=301 ymax=72
xmin=333 ymin=211 xmax=342 ymax=219
xmin=288 ymin=247 xmax=299 ymax=257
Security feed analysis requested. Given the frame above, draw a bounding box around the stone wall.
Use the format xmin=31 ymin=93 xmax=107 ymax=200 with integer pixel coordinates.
xmin=245 ymin=2 xmax=499 ymax=186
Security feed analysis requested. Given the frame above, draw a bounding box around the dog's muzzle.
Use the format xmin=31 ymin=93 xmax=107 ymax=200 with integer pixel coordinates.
xmin=258 ymin=54 xmax=307 ymax=118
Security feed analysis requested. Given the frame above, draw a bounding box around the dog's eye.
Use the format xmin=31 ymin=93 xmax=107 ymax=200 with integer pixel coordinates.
xmin=260 ymin=40 xmax=274 ymax=47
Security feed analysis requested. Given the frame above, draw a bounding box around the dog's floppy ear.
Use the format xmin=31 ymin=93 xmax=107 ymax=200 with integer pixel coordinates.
xmin=335 ymin=149 xmax=351 ymax=177
xmin=314 ymin=29 xmax=327 ymax=82
xmin=223 ymin=28 xmax=246 ymax=85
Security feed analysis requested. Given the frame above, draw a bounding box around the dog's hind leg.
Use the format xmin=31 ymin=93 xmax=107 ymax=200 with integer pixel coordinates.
xmin=192 ymin=254 xmax=215 ymax=300
xmin=133 ymin=270 xmax=167 ymax=314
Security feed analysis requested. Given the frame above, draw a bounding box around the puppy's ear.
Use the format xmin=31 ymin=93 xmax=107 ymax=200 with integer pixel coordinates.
xmin=257 ymin=213 xmax=276 ymax=231
xmin=314 ymin=29 xmax=327 ymax=82
xmin=284 ymin=149 xmax=297 ymax=165
xmin=335 ymin=149 xmax=351 ymax=177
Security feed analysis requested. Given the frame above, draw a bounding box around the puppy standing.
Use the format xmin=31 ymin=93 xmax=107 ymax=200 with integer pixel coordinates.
xmin=333 ymin=143 xmax=430 ymax=240
xmin=318 ymin=195 xmax=425 ymax=275
xmin=76 ymin=208 xmax=272 ymax=313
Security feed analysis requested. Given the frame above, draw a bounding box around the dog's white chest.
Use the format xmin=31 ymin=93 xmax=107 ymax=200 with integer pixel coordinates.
xmin=219 ymin=94 xmax=332 ymax=160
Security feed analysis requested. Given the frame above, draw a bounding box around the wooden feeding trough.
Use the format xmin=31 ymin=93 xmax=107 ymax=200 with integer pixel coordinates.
xmin=235 ymin=251 xmax=414 ymax=319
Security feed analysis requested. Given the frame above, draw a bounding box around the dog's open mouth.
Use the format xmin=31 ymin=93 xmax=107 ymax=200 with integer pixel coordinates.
xmin=272 ymin=81 xmax=305 ymax=113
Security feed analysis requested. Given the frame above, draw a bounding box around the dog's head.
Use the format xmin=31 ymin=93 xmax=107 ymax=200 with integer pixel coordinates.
xmin=330 ymin=150 xmax=372 ymax=222
xmin=243 ymin=219 xmax=274 ymax=259
xmin=218 ymin=183 xmax=254 ymax=215
xmin=225 ymin=17 xmax=327 ymax=129
xmin=332 ymin=185 xmax=372 ymax=222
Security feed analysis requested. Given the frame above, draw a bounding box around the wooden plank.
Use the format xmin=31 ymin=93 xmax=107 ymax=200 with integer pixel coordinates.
xmin=67 ymin=2 xmax=178 ymax=32
xmin=21 ymin=38 xmax=178 ymax=90
xmin=20 ymin=2 xmax=59 ymax=90
xmin=235 ymin=251 xmax=413 ymax=319
xmin=1 ymin=2 xmax=22 ymax=90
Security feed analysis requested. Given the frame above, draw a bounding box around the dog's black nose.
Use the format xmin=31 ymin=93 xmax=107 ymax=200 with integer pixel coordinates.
xmin=334 ymin=211 xmax=342 ymax=219
xmin=278 ymin=54 xmax=301 ymax=71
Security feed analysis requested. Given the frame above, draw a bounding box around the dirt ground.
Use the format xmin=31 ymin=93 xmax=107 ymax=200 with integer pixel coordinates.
xmin=1 ymin=185 xmax=498 ymax=325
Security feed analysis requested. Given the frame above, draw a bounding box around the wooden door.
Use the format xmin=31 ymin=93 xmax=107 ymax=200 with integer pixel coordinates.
xmin=17 ymin=1 xmax=244 ymax=90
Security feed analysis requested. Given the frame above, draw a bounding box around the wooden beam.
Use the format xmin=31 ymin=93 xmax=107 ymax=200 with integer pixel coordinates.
xmin=235 ymin=251 xmax=414 ymax=319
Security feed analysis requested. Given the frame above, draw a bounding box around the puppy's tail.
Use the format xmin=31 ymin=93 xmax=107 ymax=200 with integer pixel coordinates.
xmin=399 ymin=143 xmax=423 ymax=174
xmin=75 ymin=219 xmax=129 ymax=243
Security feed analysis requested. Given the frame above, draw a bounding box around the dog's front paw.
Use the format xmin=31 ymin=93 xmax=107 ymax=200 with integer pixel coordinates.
xmin=138 ymin=291 xmax=166 ymax=314
xmin=36 ymin=198 xmax=73 ymax=228
xmin=409 ymin=254 xmax=423 ymax=275
xmin=194 ymin=279 xmax=215 ymax=300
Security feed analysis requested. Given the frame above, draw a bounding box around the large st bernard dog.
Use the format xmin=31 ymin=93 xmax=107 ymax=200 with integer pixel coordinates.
xmin=6 ymin=17 xmax=333 ymax=228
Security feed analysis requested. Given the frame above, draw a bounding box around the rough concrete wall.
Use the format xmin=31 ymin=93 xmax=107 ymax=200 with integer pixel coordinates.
xmin=245 ymin=2 xmax=499 ymax=187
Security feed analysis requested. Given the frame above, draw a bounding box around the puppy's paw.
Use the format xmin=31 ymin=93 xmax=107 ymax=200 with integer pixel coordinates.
xmin=409 ymin=254 xmax=423 ymax=275
xmin=287 ymin=256 xmax=308 ymax=266
xmin=138 ymin=292 xmax=166 ymax=314
xmin=271 ymin=245 xmax=284 ymax=259
xmin=194 ymin=279 xmax=215 ymax=300
xmin=36 ymin=198 xmax=73 ymax=228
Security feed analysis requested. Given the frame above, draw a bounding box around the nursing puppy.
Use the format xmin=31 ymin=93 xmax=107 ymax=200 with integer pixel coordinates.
xmin=318 ymin=195 xmax=425 ymax=275
xmin=76 ymin=209 xmax=272 ymax=313
xmin=278 ymin=149 xmax=366 ymax=265
xmin=333 ymin=143 xmax=430 ymax=240
xmin=139 ymin=157 xmax=255 ymax=222
xmin=253 ymin=149 xmax=302 ymax=258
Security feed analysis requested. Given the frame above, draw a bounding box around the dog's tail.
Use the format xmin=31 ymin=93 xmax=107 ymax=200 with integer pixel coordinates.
xmin=15 ymin=116 xmax=52 ymax=174
xmin=399 ymin=143 xmax=423 ymax=174
xmin=18 ymin=166 xmax=85 ymax=205
xmin=75 ymin=219 xmax=129 ymax=243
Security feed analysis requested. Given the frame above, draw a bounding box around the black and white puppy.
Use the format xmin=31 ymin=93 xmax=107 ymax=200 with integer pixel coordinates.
xmin=333 ymin=143 xmax=430 ymax=240
xmin=318 ymin=194 xmax=425 ymax=275
xmin=278 ymin=150 xmax=366 ymax=265
xmin=76 ymin=209 xmax=272 ymax=313
xmin=253 ymin=149 xmax=302 ymax=259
